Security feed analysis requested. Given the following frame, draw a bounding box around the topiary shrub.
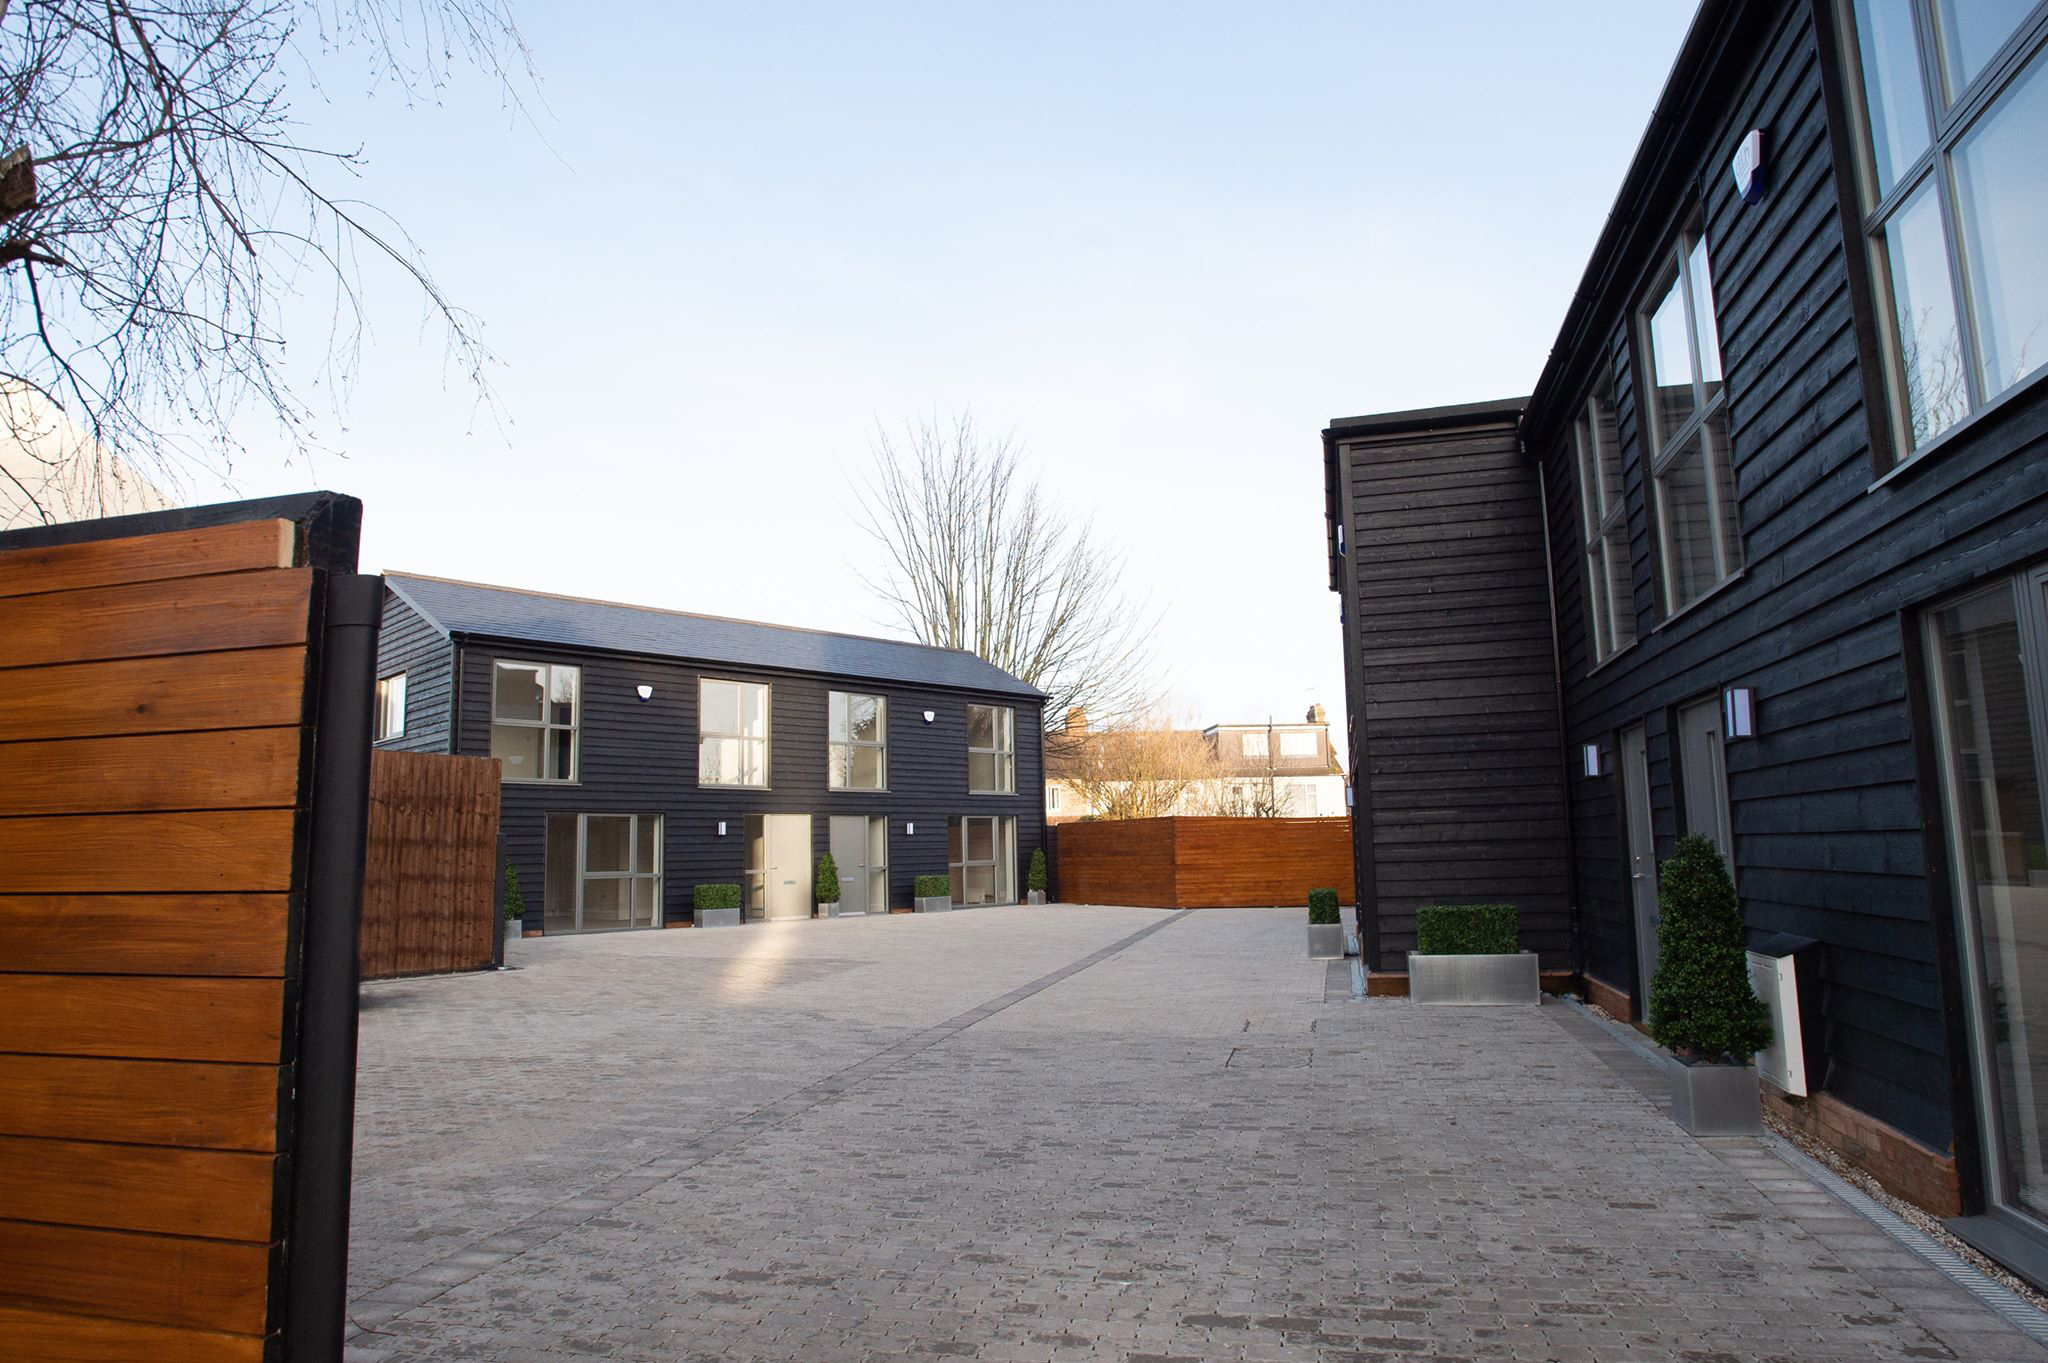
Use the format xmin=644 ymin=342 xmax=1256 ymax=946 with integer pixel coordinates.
xmin=1307 ymin=888 xmax=1340 ymax=925
xmin=1648 ymin=834 xmax=1772 ymax=1064
xmin=1028 ymin=848 xmax=1049 ymax=894
xmin=815 ymin=852 xmax=841 ymax=904
xmin=694 ymin=883 xmax=741 ymax=912
xmin=1415 ymin=903 xmax=1518 ymax=955
xmin=914 ymin=874 xmax=950 ymax=900
xmin=503 ymin=862 xmax=526 ymax=922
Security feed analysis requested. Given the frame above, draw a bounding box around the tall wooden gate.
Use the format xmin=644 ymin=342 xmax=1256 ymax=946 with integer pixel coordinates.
xmin=361 ymin=749 xmax=501 ymax=980
xmin=0 ymin=494 xmax=379 ymax=1363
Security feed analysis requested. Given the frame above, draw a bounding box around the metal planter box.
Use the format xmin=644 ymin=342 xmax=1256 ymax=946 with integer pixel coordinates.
xmin=818 ymin=901 xmax=841 ymax=918
xmin=1308 ymin=924 xmax=1345 ymax=959
xmin=1406 ymin=951 xmax=1539 ymax=1005
xmin=695 ymin=907 xmax=743 ymax=928
xmin=1667 ymin=1059 xmax=1763 ymax=1135
xmin=1027 ymin=891 xmax=1047 ymax=906
xmin=914 ymin=896 xmax=951 ymax=913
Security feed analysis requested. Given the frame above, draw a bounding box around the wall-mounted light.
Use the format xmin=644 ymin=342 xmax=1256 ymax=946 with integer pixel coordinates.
xmin=1724 ymin=686 xmax=1756 ymax=739
xmin=716 ymin=820 xmax=727 ymax=837
xmin=922 ymin=709 xmax=936 ymax=724
xmin=905 ymin=821 xmax=916 ymax=836
xmin=635 ymin=684 xmax=654 ymax=701
xmin=1582 ymin=743 xmax=1603 ymax=777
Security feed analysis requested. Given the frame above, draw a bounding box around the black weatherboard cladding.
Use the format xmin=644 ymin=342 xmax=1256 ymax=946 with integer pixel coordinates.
xmin=373 ymin=590 xmax=455 ymax=754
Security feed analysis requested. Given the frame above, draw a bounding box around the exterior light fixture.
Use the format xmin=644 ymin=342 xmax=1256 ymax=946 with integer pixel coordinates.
xmin=635 ymin=684 xmax=654 ymax=701
xmin=1724 ymin=686 xmax=1756 ymax=739
xmin=716 ymin=821 xmax=727 ymax=837
xmin=905 ymin=821 xmax=916 ymax=836
xmin=922 ymin=709 xmax=936 ymax=723
xmin=1582 ymin=743 xmax=1602 ymax=778
xmin=1732 ymin=128 xmax=1766 ymax=204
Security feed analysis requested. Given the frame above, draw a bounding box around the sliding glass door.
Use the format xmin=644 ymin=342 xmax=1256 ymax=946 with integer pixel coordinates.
xmin=949 ymin=815 xmax=1016 ymax=906
xmin=544 ymin=813 xmax=663 ymax=933
xmin=1926 ymin=569 xmax=2048 ymax=1227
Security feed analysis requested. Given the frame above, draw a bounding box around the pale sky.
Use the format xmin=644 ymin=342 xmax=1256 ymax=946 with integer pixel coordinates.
xmin=205 ymin=1 xmax=1700 ymax=734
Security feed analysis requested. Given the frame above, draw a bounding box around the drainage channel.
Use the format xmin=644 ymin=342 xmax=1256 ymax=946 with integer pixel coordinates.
xmin=1559 ymin=996 xmax=2048 ymax=1345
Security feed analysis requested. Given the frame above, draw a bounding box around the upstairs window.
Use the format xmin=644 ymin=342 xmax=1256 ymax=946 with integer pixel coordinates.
xmin=1639 ymin=225 xmax=1742 ymax=614
xmin=1241 ymin=732 xmax=1269 ymax=758
xmin=1573 ymin=394 xmax=1637 ymax=662
xmin=967 ymin=704 xmax=1016 ymax=794
xmin=492 ymin=661 xmax=578 ymax=782
xmin=1838 ymin=0 xmax=2048 ymax=456
xmin=376 ymin=672 xmax=407 ymax=741
xmin=1280 ymin=731 xmax=1318 ymax=758
xmin=700 ymin=679 xmax=770 ymax=787
xmin=828 ymin=691 xmax=887 ymax=790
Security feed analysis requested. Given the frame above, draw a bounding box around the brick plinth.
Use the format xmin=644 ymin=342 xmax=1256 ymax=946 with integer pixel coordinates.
xmin=1584 ymin=973 xmax=1633 ymax=1021
xmin=1762 ymin=1084 xmax=1961 ymax=1218
xmin=1365 ymin=970 xmax=1577 ymax=998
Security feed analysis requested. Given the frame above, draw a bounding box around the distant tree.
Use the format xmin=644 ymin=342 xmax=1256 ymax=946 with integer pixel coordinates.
xmin=853 ymin=412 xmax=1157 ymax=740
xmin=0 ymin=0 xmax=531 ymax=518
xmin=1061 ymin=717 xmax=1218 ymax=821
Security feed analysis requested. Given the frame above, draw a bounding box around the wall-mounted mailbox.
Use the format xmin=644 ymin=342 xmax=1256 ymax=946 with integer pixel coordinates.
xmin=1747 ymin=932 xmax=1825 ymax=1096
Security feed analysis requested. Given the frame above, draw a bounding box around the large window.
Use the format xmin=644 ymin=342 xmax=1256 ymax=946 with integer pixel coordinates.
xmin=1242 ymin=731 xmax=1269 ymax=758
xmin=1280 ymin=731 xmax=1318 ymax=758
xmin=1573 ymin=394 xmax=1637 ymax=662
xmin=829 ymin=691 xmax=886 ymax=789
xmin=492 ymin=661 xmax=578 ymax=782
xmin=1838 ymin=0 xmax=2048 ymax=455
xmin=967 ymin=704 xmax=1015 ymax=794
xmin=949 ymin=815 xmax=1017 ymax=906
xmin=376 ymin=672 xmax=407 ymax=741
xmin=1639 ymin=225 xmax=1742 ymax=614
xmin=700 ymin=678 xmax=769 ymax=787
xmin=545 ymin=813 xmax=662 ymax=932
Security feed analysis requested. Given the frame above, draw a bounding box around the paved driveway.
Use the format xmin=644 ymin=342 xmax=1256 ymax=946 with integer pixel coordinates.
xmin=346 ymin=906 xmax=2048 ymax=1362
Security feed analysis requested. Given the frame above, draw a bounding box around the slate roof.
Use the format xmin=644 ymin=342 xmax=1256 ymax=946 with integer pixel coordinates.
xmin=385 ymin=573 xmax=1042 ymax=699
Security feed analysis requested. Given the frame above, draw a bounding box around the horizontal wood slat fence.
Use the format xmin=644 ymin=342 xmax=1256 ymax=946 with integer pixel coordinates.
xmin=360 ymin=750 xmax=501 ymax=981
xmin=1051 ymin=816 xmax=1355 ymax=909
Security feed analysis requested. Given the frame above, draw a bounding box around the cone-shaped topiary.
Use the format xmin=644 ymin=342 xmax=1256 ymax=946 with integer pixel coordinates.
xmin=1028 ymin=848 xmax=1048 ymax=894
xmin=503 ymin=862 xmax=525 ymax=923
xmin=1648 ymin=833 xmax=1772 ymax=1064
xmin=815 ymin=852 xmax=841 ymax=904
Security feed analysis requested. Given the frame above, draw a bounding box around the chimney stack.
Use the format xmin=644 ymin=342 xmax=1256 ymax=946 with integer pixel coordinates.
xmin=1065 ymin=706 xmax=1089 ymax=734
xmin=1306 ymin=703 xmax=1327 ymax=725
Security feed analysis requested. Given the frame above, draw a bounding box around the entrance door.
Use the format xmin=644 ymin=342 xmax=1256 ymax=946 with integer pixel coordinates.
xmin=1927 ymin=574 xmax=2048 ymax=1230
xmin=830 ymin=815 xmax=869 ymax=915
xmin=1621 ymin=724 xmax=1659 ymax=1014
xmin=1677 ymin=695 xmax=1735 ymax=867
xmin=763 ymin=814 xmax=812 ymax=920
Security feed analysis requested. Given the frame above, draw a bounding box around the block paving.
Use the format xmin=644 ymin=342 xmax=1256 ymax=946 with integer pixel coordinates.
xmin=345 ymin=905 xmax=2048 ymax=1361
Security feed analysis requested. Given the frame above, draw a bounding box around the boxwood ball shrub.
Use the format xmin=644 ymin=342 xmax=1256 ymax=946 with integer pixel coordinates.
xmin=1648 ymin=834 xmax=1773 ymax=1064
xmin=693 ymin=883 xmax=742 ymax=912
xmin=1415 ymin=903 xmax=1518 ymax=955
xmin=815 ymin=852 xmax=841 ymax=904
xmin=1028 ymin=848 xmax=1049 ymax=894
xmin=1307 ymin=888 xmax=1340 ymax=925
xmin=914 ymin=874 xmax=951 ymax=899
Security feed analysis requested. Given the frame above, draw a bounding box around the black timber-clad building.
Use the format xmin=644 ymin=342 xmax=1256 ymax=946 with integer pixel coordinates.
xmin=1325 ymin=0 xmax=2048 ymax=1281
xmin=374 ymin=574 xmax=1045 ymax=929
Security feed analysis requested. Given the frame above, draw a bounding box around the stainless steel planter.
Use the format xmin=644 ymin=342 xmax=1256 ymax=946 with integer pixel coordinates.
xmin=695 ymin=907 xmax=743 ymax=928
xmin=1308 ymin=924 xmax=1345 ymax=959
xmin=818 ymin=901 xmax=841 ymax=918
xmin=1667 ymin=1059 xmax=1763 ymax=1135
xmin=1406 ymin=951 xmax=1540 ymax=1005
xmin=913 ymin=896 xmax=951 ymax=913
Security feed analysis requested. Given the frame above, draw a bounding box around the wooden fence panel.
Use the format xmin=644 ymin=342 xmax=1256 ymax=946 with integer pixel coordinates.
xmin=0 ymin=498 xmax=376 ymax=1363
xmin=1051 ymin=816 xmax=1355 ymax=909
xmin=360 ymin=750 xmax=501 ymax=980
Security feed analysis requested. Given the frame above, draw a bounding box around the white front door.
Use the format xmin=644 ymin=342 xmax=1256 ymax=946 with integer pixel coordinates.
xmin=764 ymin=814 xmax=812 ymax=921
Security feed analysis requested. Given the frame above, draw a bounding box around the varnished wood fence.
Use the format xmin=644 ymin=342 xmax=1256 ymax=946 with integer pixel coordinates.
xmin=1051 ymin=816 xmax=1355 ymax=909
xmin=360 ymin=750 xmax=501 ymax=980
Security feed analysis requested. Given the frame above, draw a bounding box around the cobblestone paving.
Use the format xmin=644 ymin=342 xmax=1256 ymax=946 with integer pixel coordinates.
xmin=346 ymin=906 xmax=2048 ymax=1361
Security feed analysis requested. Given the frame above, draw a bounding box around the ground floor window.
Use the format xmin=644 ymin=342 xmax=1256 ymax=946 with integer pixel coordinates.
xmin=1925 ymin=565 xmax=2048 ymax=1232
xmin=949 ymin=815 xmax=1016 ymax=906
xmin=545 ymin=813 xmax=663 ymax=932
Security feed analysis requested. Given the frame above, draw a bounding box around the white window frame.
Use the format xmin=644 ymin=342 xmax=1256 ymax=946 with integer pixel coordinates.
xmin=828 ymin=690 xmax=888 ymax=791
xmin=1835 ymin=0 xmax=2048 ymax=460
xmin=967 ymin=703 xmax=1016 ymax=795
xmin=376 ymin=672 xmax=407 ymax=741
xmin=1573 ymin=393 xmax=1637 ymax=663
xmin=699 ymin=677 xmax=771 ymax=789
xmin=491 ymin=659 xmax=579 ymax=784
xmin=1242 ymin=731 xmax=1269 ymax=758
xmin=1637 ymin=223 xmax=1742 ymax=614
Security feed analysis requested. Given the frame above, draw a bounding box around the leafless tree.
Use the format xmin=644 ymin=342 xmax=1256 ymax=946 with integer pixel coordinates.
xmin=1058 ymin=717 xmax=1218 ymax=822
xmin=854 ymin=411 xmax=1157 ymax=738
xmin=0 ymin=0 xmax=531 ymax=519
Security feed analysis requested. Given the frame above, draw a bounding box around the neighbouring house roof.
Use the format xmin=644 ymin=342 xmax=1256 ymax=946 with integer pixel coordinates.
xmin=0 ymin=383 xmax=175 ymax=530
xmin=1045 ymin=726 xmax=1343 ymax=781
xmin=384 ymin=573 xmax=1043 ymax=699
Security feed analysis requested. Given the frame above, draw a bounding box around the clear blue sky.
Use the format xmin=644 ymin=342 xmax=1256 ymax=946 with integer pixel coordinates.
xmin=218 ymin=1 xmax=1699 ymax=733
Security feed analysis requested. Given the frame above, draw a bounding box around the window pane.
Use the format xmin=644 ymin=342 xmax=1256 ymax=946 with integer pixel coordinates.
xmin=852 ymin=744 xmax=884 ymax=789
xmin=633 ymin=878 xmax=658 ymax=929
xmin=1585 ymin=546 xmax=1613 ymax=661
xmin=965 ymin=865 xmax=995 ymax=905
xmin=950 ymin=865 xmax=965 ymax=902
xmin=1852 ymin=0 xmax=1934 ymax=196
xmin=1280 ymin=732 xmax=1317 ymax=757
xmin=1703 ymin=407 xmax=1743 ymax=578
xmin=492 ymin=723 xmax=543 ymax=780
xmin=700 ymin=735 xmax=735 ymax=784
xmin=1687 ymin=234 xmax=1725 ymax=397
xmin=494 ymin=663 xmax=544 ymax=722
xmin=701 ymin=681 xmax=739 ymax=734
xmin=1574 ymin=416 xmax=1603 ymax=540
xmin=868 ymin=816 xmax=887 ymax=867
xmin=967 ymin=705 xmax=995 ymax=748
xmin=1242 ymin=732 xmax=1268 ymax=757
xmin=547 ymin=728 xmax=574 ymax=782
xmin=636 ymin=816 xmax=659 ymax=873
xmin=828 ymin=691 xmax=848 ymax=743
xmin=545 ymin=815 xmax=577 ymax=933
xmin=968 ymin=818 xmax=994 ymax=862
xmin=584 ymin=815 xmax=630 ymax=873
xmin=999 ymin=707 xmax=1014 ymax=753
xmin=1880 ymin=179 xmax=1969 ymax=447
xmin=849 ymin=694 xmax=882 ymax=744
xmin=1655 ymin=433 xmax=1720 ymax=610
xmin=828 ymin=743 xmax=853 ymax=789
xmin=1603 ymin=525 xmax=1637 ymax=650
xmin=948 ymin=819 xmax=963 ymax=863
xmin=1934 ymin=0 xmax=2035 ymax=97
xmin=1645 ymin=267 xmax=1697 ymax=446
xmin=581 ymin=877 xmax=628 ymax=931
xmin=548 ymin=667 xmax=578 ymax=726
xmin=1000 ymin=753 xmax=1016 ymax=793
xmin=740 ymin=683 xmax=767 ymax=737
xmin=742 ymin=737 xmax=767 ymax=786
xmin=1954 ymin=50 xmax=2048 ymax=402
xmin=969 ymin=751 xmax=997 ymax=791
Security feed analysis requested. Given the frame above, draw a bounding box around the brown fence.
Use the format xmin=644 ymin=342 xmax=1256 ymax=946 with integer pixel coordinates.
xmin=361 ymin=750 xmax=501 ymax=981
xmin=1052 ymin=816 xmax=1355 ymax=909
xmin=0 ymin=499 xmax=377 ymax=1363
